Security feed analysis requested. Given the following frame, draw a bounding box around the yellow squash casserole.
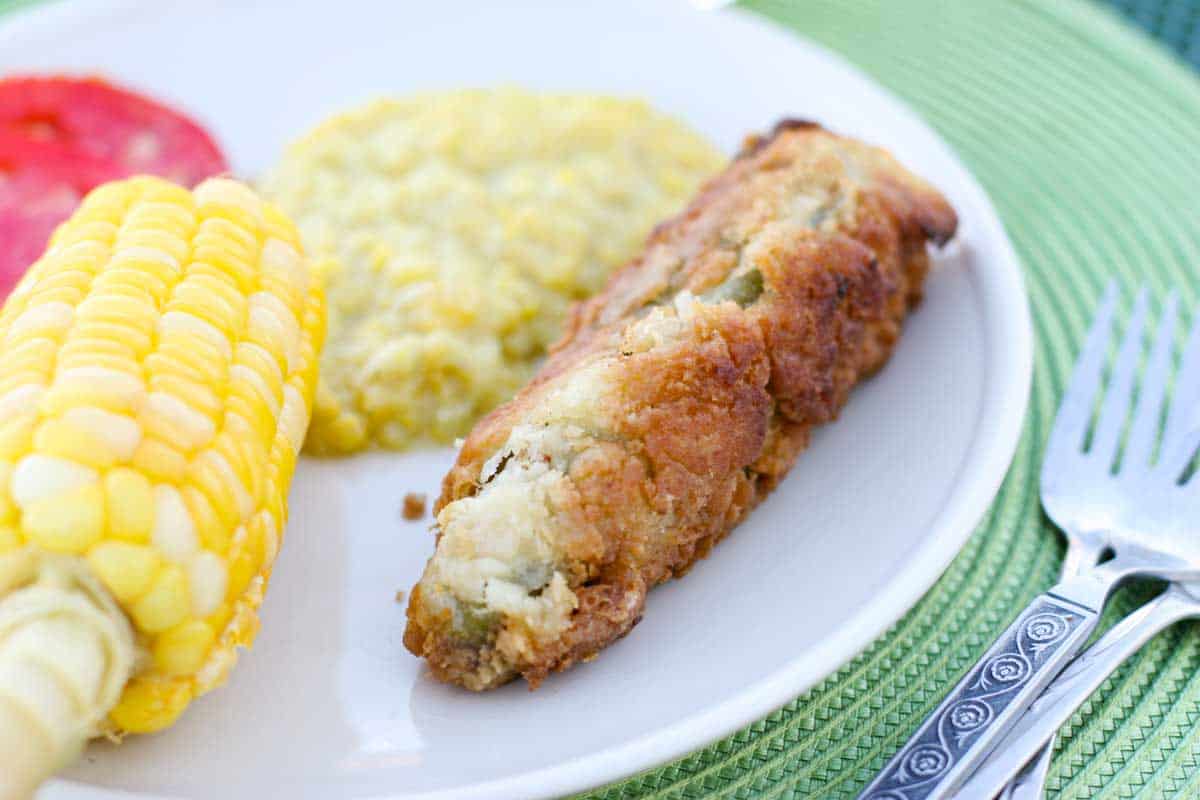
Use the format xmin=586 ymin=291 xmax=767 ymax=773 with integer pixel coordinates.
xmin=262 ymin=88 xmax=725 ymax=453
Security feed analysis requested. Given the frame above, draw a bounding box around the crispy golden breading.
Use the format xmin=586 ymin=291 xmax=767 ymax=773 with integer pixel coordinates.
xmin=404 ymin=120 xmax=958 ymax=690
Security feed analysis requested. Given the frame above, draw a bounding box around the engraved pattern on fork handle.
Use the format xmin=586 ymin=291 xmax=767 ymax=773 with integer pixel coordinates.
xmin=962 ymin=584 xmax=1200 ymax=798
xmin=857 ymin=594 xmax=1098 ymax=800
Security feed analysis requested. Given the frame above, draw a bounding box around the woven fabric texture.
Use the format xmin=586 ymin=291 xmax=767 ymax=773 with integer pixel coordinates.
xmin=576 ymin=1 xmax=1200 ymax=798
xmin=1101 ymin=0 xmax=1200 ymax=64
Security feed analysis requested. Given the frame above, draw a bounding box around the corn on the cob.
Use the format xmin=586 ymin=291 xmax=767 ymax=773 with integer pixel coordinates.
xmin=0 ymin=176 xmax=325 ymax=797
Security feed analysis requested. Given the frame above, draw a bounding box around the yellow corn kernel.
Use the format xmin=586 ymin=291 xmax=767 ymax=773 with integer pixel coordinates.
xmin=148 ymin=373 xmax=224 ymax=421
xmin=42 ymin=237 xmax=110 ymax=269
xmin=260 ymin=204 xmax=301 ymax=244
xmin=42 ymin=366 xmax=146 ymax=415
xmin=132 ymin=564 xmax=190 ymax=633
xmin=104 ymin=467 xmax=156 ymax=542
xmin=132 ymin=438 xmax=189 ymax=483
xmin=186 ymin=270 xmax=244 ymax=306
xmin=278 ymin=385 xmax=309 ymax=456
xmin=189 ymin=451 xmax=246 ymax=528
xmin=196 ymin=179 xmax=263 ymax=226
xmin=58 ymin=335 xmax=140 ymax=366
xmin=213 ymin=432 xmax=262 ymax=510
xmin=0 ymin=414 xmax=36 ymax=460
xmin=263 ymin=471 xmax=287 ymax=530
xmin=186 ymin=552 xmax=226 ymax=617
xmin=62 ymin=407 xmax=142 ymax=463
xmin=0 ymin=337 xmax=58 ymax=372
xmin=26 ymin=269 xmax=90 ymax=296
xmin=75 ymin=292 xmax=156 ymax=333
xmin=0 ymin=525 xmax=22 ymax=552
xmin=5 ymin=301 xmax=73 ymax=341
xmin=22 ymin=481 xmax=106 ymax=553
xmin=170 ymin=280 xmax=244 ymax=334
xmin=106 ymin=250 xmax=181 ymax=286
xmin=245 ymin=299 xmax=296 ymax=374
xmin=195 ymin=190 xmax=260 ymax=231
xmin=71 ymin=319 xmax=154 ymax=355
xmin=191 ymin=250 xmax=257 ymax=297
xmin=181 ymin=486 xmax=228 ymax=553
xmin=121 ymin=194 xmax=196 ymax=231
xmin=0 ymin=384 xmax=43 ymax=418
xmin=151 ymin=484 xmax=198 ymax=564
xmin=231 ymin=610 xmax=261 ymax=649
xmin=9 ymin=454 xmax=98 ymax=510
xmin=225 ymin=389 xmax=275 ymax=444
xmin=0 ymin=461 xmax=14 ymax=524
xmin=229 ymin=364 xmax=282 ymax=424
xmin=196 ymin=191 xmax=263 ymax=232
xmin=24 ymin=290 xmax=81 ymax=312
xmin=142 ymin=392 xmax=217 ymax=454
xmin=108 ymin=675 xmax=193 ymax=735
xmin=87 ymin=542 xmax=160 ymax=603
xmin=272 ymin=439 xmax=298 ymax=493
xmin=152 ymin=620 xmax=215 ymax=676
xmin=0 ymin=373 xmax=47 ymax=400
xmin=33 ymin=418 xmax=121 ymax=469
xmin=225 ymin=526 xmax=256 ymax=602
xmin=91 ymin=265 xmax=170 ymax=302
xmin=235 ymin=343 xmax=284 ymax=399
xmin=245 ymin=514 xmax=269 ymax=568
xmin=114 ymin=230 xmax=189 ymax=266
xmin=246 ymin=512 xmax=276 ymax=571
xmin=72 ymin=180 xmax=134 ymax=220
xmin=158 ymin=310 xmax=232 ymax=360
xmin=205 ymin=602 xmax=234 ymax=634
xmin=56 ymin=353 xmax=142 ymax=378
xmin=145 ymin=340 xmax=227 ymax=387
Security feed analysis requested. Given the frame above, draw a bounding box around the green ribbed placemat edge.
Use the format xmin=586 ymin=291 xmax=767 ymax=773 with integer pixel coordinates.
xmin=0 ymin=0 xmax=43 ymax=14
xmin=576 ymin=1 xmax=1200 ymax=798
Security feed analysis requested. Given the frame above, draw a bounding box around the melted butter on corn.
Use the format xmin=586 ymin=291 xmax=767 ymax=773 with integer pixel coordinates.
xmin=261 ymin=88 xmax=724 ymax=453
xmin=0 ymin=177 xmax=325 ymax=742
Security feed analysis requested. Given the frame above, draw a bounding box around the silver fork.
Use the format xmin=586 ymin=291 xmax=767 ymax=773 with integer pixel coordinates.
xmin=859 ymin=284 xmax=1200 ymax=800
xmin=969 ymin=582 xmax=1200 ymax=799
xmin=956 ymin=287 xmax=1200 ymax=799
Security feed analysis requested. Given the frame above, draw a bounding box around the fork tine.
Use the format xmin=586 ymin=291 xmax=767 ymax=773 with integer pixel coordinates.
xmin=1042 ymin=282 xmax=1119 ymax=477
xmin=1163 ymin=304 xmax=1200 ymax=444
xmin=1124 ymin=292 xmax=1178 ymax=469
xmin=1159 ymin=303 xmax=1200 ymax=477
xmin=1090 ymin=287 xmax=1149 ymax=469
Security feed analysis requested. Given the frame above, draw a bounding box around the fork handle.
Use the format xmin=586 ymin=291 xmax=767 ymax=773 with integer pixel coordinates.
xmin=857 ymin=591 xmax=1100 ymax=800
xmin=959 ymin=584 xmax=1197 ymax=799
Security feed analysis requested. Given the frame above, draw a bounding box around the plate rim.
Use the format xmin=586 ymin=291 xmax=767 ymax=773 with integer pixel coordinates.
xmin=0 ymin=1 xmax=1034 ymax=797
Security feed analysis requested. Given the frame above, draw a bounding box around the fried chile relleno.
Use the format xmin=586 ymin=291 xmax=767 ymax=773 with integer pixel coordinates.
xmin=404 ymin=121 xmax=958 ymax=690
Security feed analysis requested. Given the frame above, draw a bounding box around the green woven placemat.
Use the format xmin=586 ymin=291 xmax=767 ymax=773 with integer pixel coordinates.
xmin=1103 ymin=0 xmax=1200 ymax=64
xmin=575 ymin=1 xmax=1200 ymax=799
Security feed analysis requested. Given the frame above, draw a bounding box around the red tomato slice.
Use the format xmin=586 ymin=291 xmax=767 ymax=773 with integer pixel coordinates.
xmin=0 ymin=210 xmax=61 ymax=295
xmin=0 ymin=130 xmax=124 ymax=210
xmin=0 ymin=132 xmax=122 ymax=291
xmin=0 ymin=76 xmax=230 ymax=297
xmin=0 ymin=76 xmax=227 ymax=186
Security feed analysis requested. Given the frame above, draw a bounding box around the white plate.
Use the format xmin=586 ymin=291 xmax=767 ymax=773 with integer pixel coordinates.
xmin=0 ymin=1 xmax=1032 ymax=797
